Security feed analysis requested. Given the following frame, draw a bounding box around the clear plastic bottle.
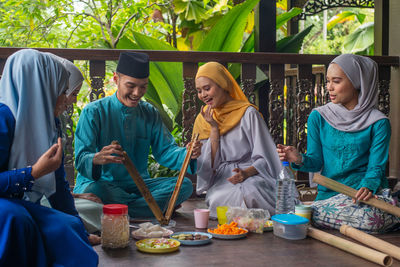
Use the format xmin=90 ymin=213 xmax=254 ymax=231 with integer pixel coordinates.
xmin=101 ymin=204 xmax=130 ymax=249
xmin=275 ymin=161 xmax=296 ymax=214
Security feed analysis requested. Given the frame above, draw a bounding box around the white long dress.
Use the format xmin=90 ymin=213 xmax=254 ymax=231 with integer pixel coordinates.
xmin=196 ymin=107 xmax=282 ymax=217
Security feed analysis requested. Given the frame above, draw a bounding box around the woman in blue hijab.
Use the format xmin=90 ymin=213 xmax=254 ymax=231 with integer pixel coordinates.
xmin=0 ymin=49 xmax=98 ymax=266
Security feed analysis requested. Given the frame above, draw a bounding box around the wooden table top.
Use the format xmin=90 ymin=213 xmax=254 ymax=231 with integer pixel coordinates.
xmin=94 ymin=200 xmax=400 ymax=267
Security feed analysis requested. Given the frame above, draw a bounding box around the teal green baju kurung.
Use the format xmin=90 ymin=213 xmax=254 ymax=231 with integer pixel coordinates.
xmin=74 ymin=93 xmax=194 ymax=218
xmin=292 ymin=110 xmax=390 ymax=201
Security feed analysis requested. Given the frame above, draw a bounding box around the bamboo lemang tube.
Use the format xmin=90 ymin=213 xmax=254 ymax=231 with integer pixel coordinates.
xmin=111 ymin=140 xmax=168 ymax=225
xmin=313 ymin=174 xmax=400 ymax=218
xmin=308 ymin=227 xmax=393 ymax=266
xmin=164 ymin=133 xmax=199 ymax=222
xmin=340 ymin=225 xmax=400 ymax=261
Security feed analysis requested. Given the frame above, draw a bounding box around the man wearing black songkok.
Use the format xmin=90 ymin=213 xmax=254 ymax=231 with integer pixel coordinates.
xmin=73 ymin=52 xmax=201 ymax=219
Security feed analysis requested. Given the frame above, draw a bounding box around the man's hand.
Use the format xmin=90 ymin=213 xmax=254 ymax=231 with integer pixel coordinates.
xmin=31 ymin=138 xmax=63 ymax=179
xmin=187 ymin=140 xmax=202 ymax=159
xmin=72 ymin=193 xmax=103 ymax=204
xmin=92 ymin=142 xmax=124 ymax=165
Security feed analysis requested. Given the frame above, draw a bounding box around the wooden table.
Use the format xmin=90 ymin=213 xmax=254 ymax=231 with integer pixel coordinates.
xmin=94 ymin=200 xmax=400 ymax=267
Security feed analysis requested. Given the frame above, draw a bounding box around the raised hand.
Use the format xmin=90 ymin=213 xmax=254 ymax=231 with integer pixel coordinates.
xmin=201 ymin=105 xmax=218 ymax=127
xmin=92 ymin=142 xmax=124 ymax=165
xmin=31 ymin=138 xmax=63 ymax=179
xmin=276 ymin=144 xmax=302 ymax=164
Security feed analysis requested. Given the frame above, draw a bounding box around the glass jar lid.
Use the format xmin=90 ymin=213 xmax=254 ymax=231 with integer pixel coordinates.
xmin=103 ymin=204 xmax=128 ymax=215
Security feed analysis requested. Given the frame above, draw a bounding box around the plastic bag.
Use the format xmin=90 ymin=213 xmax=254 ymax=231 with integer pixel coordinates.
xmin=226 ymin=207 xmax=270 ymax=234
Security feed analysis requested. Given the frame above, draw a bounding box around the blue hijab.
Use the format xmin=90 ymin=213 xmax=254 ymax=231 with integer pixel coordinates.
xmin=0 ymin=49 xmax=69 ymax=202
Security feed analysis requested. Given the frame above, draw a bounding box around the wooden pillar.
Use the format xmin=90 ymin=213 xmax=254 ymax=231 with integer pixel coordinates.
xmin=254 ymin=0 xmax=276 ymax=52
xmin=374 ymin=0 xmax=389 ymax=56
xmin=388 ymin=1 xmax=400 ymax=180
xmin=287 ymin=0 xmax=299 ymax=36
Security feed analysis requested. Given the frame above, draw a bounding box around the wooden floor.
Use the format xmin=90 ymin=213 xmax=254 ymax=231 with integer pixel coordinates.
xmin=94 ymin=199 xmax=400 ymax=267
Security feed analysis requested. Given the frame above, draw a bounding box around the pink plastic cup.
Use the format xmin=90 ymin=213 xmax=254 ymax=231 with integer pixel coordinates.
xmin=194 ymin=209 xmax=210 ymax=229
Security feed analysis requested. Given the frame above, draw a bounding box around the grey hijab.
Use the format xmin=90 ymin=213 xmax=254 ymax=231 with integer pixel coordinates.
xmin=315 ymin=54 xmax=387 ymax=132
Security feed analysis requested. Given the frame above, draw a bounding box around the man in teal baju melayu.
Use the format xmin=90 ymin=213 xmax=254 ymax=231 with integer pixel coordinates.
xmin=73 ymin=52 xmax=201 ymax=218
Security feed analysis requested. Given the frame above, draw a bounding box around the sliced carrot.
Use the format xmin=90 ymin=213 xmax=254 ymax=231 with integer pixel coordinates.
xmin=208 ymin=222 xmax=247 ymax=235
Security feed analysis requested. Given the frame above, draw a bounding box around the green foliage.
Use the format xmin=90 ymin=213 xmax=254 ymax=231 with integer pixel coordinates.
xmin=302 ymin=7 xmax=374 ymax=55
xmin=148 ymin=124 xmax=183 ymax=178
xmin=343 ymin=22 xmax=374 ymax=55
xmin=197 ymin=0 xmax=259 ymax=52
xmin=276 ymin=25 xmax=313 ymax=53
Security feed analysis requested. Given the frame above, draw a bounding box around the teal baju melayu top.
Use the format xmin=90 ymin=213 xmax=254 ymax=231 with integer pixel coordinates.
xmin=292 ymin=110 xmax=390 ymax=201
xmin=73 ymin=93 xmax=195 ymax=196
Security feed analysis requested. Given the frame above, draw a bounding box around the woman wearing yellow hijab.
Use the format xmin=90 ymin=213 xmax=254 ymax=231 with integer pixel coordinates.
xmin=193 ymin=62 xmax=282 ymax=217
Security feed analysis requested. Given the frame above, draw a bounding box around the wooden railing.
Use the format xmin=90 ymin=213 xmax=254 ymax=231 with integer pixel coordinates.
xmin=0 ymin=48 xmax=398 ymax=185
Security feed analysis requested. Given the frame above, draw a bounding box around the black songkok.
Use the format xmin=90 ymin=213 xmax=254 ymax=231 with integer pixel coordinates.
xmin=116 ymin=52 xmax=149 ymax=78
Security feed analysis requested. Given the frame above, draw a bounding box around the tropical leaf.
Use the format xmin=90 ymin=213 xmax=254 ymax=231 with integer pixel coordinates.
xmin=173 ymin=0 xmax=211 ymax=23
xmin=276 ymin=25 xmax=313 ymax=53
xmin=197 ymin=0 xmax=260 ymax=52
xmin=276 ymin=7 xmax=302 ymax=29
xmin=343 ymin=22 xmax=374 ymax=54
xmin=131 ymin=32 xmax=184 ymax=117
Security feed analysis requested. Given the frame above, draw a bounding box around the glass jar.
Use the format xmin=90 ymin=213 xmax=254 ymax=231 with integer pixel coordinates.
xmin=101 ymin=204 xmax=130 ymax=249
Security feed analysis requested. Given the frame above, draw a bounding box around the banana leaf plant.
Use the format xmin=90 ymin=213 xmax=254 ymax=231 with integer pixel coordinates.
xmin=121 ymin=1 xmax=312 ymax=128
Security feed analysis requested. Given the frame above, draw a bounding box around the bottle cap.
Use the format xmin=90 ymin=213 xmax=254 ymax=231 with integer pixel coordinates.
xmin=282 ymin=161 xmax=289 ymax=167
xmin=103 ymin=204 xmax=128 ymax=215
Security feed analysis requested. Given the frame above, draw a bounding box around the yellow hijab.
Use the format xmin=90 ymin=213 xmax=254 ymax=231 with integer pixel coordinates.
xmin=192 ymin=62 xmax=258 ymax=140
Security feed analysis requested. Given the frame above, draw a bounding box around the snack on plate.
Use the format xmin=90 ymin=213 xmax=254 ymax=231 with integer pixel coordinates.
xmin=172 ymin=233 xmax=209 ymax=240
xmin=132 ymin=223 xmax=172 ymax=239
xmin=208 ymin=222 xmax=247 ymax=235
xmin=136 ymin=238 xmax=178 ymax=249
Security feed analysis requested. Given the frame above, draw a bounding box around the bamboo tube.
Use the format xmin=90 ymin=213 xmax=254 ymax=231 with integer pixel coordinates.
xmin=340 ymin=225 xmax=400 ymax=261
xmin=313 ymin=174 xmax=400 ymax=218
xmin=164 ymin=133 xmax=199 ymax=222
xmin=308 ymin=227 xmax=393 ymax=266
xmin=122 ymin=151 xmax=168 ymax=225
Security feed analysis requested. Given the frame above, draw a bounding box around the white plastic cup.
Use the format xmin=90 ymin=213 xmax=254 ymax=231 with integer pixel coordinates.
xmin=194 ymin=209 xmax=210 ymax=229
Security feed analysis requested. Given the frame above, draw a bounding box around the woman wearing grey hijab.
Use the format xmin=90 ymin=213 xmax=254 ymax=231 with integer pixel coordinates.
xmin=277 ymin=54 xmax=400 ymax=233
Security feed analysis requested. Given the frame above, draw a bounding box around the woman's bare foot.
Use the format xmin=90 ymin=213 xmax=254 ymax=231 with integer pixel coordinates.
xmin=88 ymin=234 xmax=101 ymax=246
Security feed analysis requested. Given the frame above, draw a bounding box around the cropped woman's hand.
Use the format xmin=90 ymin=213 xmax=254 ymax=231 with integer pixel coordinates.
xmin=353 ymin=187 xmax=378 ymax=203
xmin=276 ymin=144 xmax=302 ymax=164
xmin=201 ymin=105 xmax=218 ymax=128
xmin=31 ymin=138 xmax=63 ymax=179
xmin=227 ymin=168 xmax=248 ymax=184
xmin=187 ymin=140 xmax=202 ymax=159
xmin=72 ymin=193 xmax=103 ymax=204
xmin=92 ymin=142 xmax=124 ymax=165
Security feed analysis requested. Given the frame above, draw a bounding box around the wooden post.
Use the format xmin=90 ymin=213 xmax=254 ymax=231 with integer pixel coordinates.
xmin=254 ymin=0 xmax=276 ymax=52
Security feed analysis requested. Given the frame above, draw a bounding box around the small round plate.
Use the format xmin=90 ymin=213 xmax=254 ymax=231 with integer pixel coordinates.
xmin=207 ymin=228 xmax=248 ymax=239
xmin=135 ymin=238 xmax=180 ymax=254
xmin=132 ymin=229 xmax=174 ymax=240
xmin=171 ymin=232 xmax=212 ymax=246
